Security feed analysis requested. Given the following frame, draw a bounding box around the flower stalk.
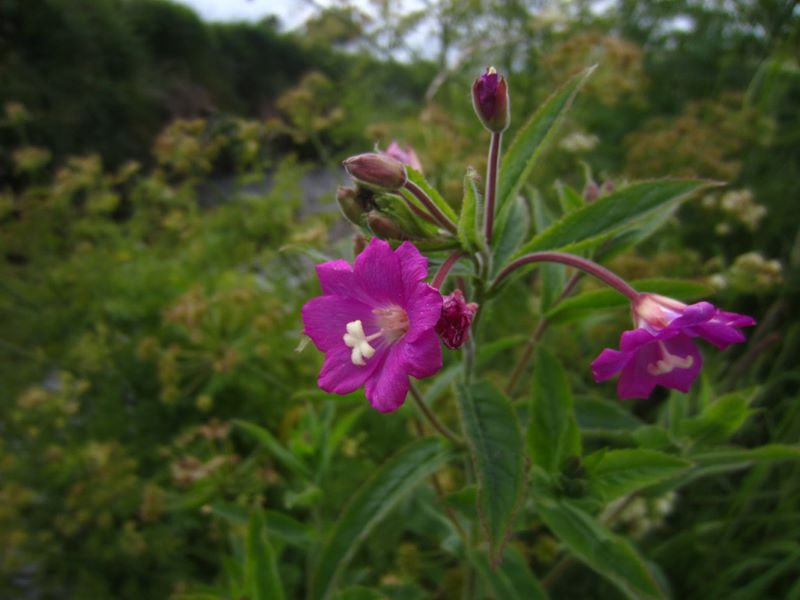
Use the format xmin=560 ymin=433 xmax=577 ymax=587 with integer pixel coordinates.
xmin=484 ymin=131 xmax=502 ymax=245
xmin=402 ymin=180 xmax=458 ymax=234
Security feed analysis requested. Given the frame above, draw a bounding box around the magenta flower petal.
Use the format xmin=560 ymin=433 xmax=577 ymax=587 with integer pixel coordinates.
xmin=316 ymin=259 xmax=355 ymax=297
xmin=406 ymin=284 xmax=446 ymax=340
xmin=353 ymin=238 xmax=405 ymax=306
xmin=302 ymin=295 xmax=374 ymax=351
xmin=402 ymin=329 xmax=443 ymax=379
xmin=301 ymin=238 xmax=443 ymax=412
xmin=364 ymin=346 xmax=411 ymax=412
xmin=318 ymin=345 xmax=382 ymax=394
xmin=395 ymin=241 xmax=429 ymax=296
xmin=692 ymin=309 xmax=757 ymax=349
xmin=591 ymin=347 xmax=630 ymax=383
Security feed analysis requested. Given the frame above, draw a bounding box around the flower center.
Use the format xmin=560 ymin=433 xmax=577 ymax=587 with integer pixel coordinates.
xmin=343 ymin=306 xmax=409 ymax=366
xmin=647 ymin=341 xmax=694 ymax=376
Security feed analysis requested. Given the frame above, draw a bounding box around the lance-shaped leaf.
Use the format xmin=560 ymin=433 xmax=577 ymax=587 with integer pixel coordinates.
xmin=245 ymin=510 xmax=285 ymax=600
xmin=515 ymin=179 xmax=716 ymax=257
xmin=529 ymin=347 xmax=581 ymax=473
xmin=534 ymin=480 xmax=665 ymax=600
xmin=472 ymin=545 xmax=548 ymax=600
xmin=492 ymin=195 xmax=530 ymax=276
xmin=235 ymin=420 xmax=311 ymax=478
xmin=458 ymin=166 xmax=484 ymax=251
xmin=584 ymin=448 xmax=692 ymax=503
xmin=456 ymin=381 xmax=526 ymax=566
xmin=310 ymin=438 xmax=451 ymax=600
xmin=497 ymin=66 xmax=596 ymax=214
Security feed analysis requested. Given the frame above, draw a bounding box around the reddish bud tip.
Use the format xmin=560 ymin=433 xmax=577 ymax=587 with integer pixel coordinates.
xmin=435 ymin=290 xmax=479 ymax=350
xmin=472 ymin=67 xmax=510 ymax=133
xmin=367 ymin=210 xmax=406 ymax=240
xmin=343 ymin=153 xmax=407 ymax=192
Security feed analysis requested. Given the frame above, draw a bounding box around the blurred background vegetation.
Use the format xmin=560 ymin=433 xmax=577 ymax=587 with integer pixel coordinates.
xmin=1 ymin=0 xmax=798 ymax=598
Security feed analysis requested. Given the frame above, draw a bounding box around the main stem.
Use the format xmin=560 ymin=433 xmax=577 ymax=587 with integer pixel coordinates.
xmin=484 ymin=131 xmax=502 ymax=245
xmin=403 ymin=180 xmax=458 ymax=234
xmin=492 ymin=251 xmax=639 ymax=301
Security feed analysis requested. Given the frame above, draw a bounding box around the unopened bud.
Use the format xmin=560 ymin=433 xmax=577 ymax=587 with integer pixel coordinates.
xmin=600 ymin=180 xmax=615 ymax=195
xmin=367 ymin=210 xmax=406 ymax=240
xmin=337 ymin=186 xmax=366 ymax=225
xmin=472 ymin=67 xmax=509 ymax=133
xmin=353 ymin=233 xmax=367 ymax=255
xmin=583 ymin=181 xmax=600 ymax=202
xmin=343 ymin=153 xmax=407 ymax=192
xmin=435 ymin=290 xmax=478 ymax=350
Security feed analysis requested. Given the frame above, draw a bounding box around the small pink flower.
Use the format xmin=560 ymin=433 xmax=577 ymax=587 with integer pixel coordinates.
xmin=435 ymin=290 xmax=478 ymax=350
xmin=301 ymin=239 xmax=443 ymax=412
xmin=382 ymin=141 xmax=423 ymax=173
xmin=591 ymin=294 xmax=755 ymax=400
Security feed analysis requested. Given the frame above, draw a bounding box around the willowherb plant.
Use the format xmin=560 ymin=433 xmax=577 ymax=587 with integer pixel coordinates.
xmin=284 ymin=67 xmax=794 ymax=600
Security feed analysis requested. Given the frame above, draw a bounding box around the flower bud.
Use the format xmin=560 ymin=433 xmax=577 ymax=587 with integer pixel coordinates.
xmin=472 ymin=67 xmax=509 ymax=133
xmin=337 ymin=186 xmax=366 ymax=225
xmin=343 ymin=153 xmax=407 ymax=192
xmin=367 ymin=210 xmax=406 ymax=240
xmin=382 ymin=141 xmax=423 ymax=173
xmin=435 ymin=290 xmax=478 ymax=350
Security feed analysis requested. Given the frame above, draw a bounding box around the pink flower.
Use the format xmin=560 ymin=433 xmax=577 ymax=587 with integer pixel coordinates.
xmin=591 ymin=294 xmax=755 ymax=400
xmin=382 ymin=141 xmax=423 ymax=173
xmin=301 ymin=239 xmax=443 ymax=412
xmin=435 ymin=290 xmax=478 ymax=350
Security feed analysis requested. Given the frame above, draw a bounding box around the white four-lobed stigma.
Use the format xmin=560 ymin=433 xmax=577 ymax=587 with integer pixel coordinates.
xmin=343 ymin=320 xmax=380 ymax=366
xmin=647 ymin=341 xmax=694 ymax=376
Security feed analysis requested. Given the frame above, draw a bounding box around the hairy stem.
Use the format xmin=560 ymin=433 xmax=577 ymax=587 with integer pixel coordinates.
xmin=432 ymin=251 xmax=464 ymax=290
xmin=484 ymin=131 xmax=502 ymax=245
xmin=492 ymin=251 xmax=638 ymax=301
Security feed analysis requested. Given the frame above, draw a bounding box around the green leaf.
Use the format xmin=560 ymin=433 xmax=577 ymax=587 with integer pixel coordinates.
xmin=404 ymin=166 xmax=458 ymax=222
xmin=690 ymin=444 xmax=800 ymax=468
xmin=456 ymin=381 xmax=526 ymax=566
xmin=535 ymin=489 xmax=664 ymax=600
xmin=545 ymin=278 xmax=713 ymax=324
xmin=584 ymin=449 xmax=691 ymax=502
xmin=245 ymin=511 xmax=285 ymax=600
xmin=458 ymin=166 xmax=483 ymax=251
xmin=556 ymin=181 xmax=584 ymax=214
xmin=529 ymin=347 xmax=581 ymax=473
xmin=533 ymin=191 xmax=566 ymax=312
xmin=515 ymin=179 xmax=715 ymax=257
xmin=574 ymin=397 xmax=643 ymax=434
xmin=679 ymin=393 xmax=753 ymax=445
xmin=234 ymin=419 xmax=311 ymax=478
xmin=310 ymin=439 xmax=451 ymax=600
xmin=473 ymin=545 xmax=548 ymax=600
xmin=492 ymin=195 xmax=530 ymax=275
xmin=333 ymin=588 xmax=388 ymax=600
xmin=497 ymin=66 xmax=595 ymax=213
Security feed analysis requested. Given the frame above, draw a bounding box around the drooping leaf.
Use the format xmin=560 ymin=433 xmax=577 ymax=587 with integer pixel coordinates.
xmin=456 ymin=381 xmax=526 ymax=566
xmin=497 ymin=66 xmax=596 ymax=213
xmin=690 ymin=444 xmax=800 ymax=468
xmin=245 ymin=510 xmax=285 ymax=600
xmin=310 ymin=439 xmax=452 ymax=600
xmin=235 ymin=419 xmax=311 ymax=478
xmin=544 ymin=278 xmax=713 ymax=324
xmin=515 ymin=179 xmax=716 ymax=257
xmin=534 ymin=481 xmax=665 ymax=600
xmin=529 ymin=347 xmax=581 ymax=473
xmin=472 ymin=545 xmax=548 ymax=600
xmin=584 ymin=448 xmax=692 ymax=502
xmin=458 ymin=166 xmax=484 ymax=251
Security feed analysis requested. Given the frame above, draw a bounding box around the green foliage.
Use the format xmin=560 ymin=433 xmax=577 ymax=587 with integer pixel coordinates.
xmin=456 ymin=381 xmax=526 ymax=566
